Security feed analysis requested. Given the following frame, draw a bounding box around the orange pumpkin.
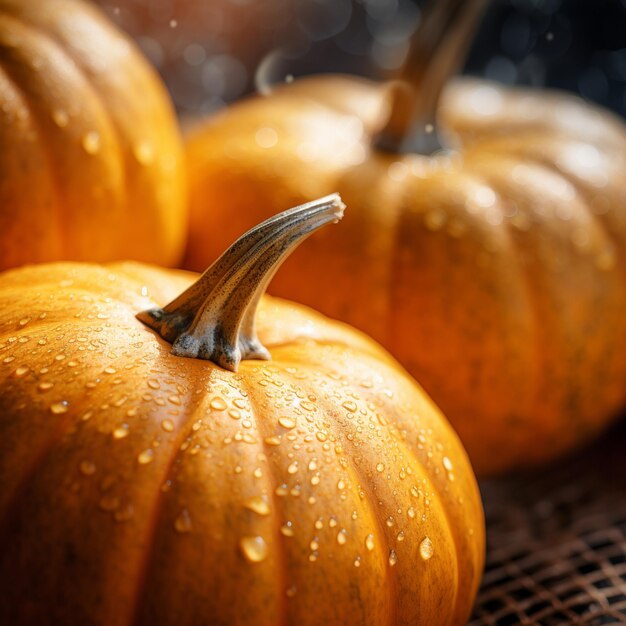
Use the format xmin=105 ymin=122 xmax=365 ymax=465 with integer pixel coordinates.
xmin=0 ymin=196 xmax=484 ymax=626
xmin=184 ymin=0 xmax=626 ymax=475
xmin=0 ymin=0 xmax=186 ymax=270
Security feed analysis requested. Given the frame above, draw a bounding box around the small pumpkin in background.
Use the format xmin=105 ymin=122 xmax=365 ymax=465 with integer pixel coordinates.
xmin=0 ymin=0 xmax=186 ymax=270
xmin=0 ymin=196 xmax=484 ymax=626
xmin=184 ymin=0 xmax=626 ymax=476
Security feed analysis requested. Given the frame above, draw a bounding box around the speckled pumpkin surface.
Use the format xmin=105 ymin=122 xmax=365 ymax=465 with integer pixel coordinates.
xmin=0 ymin=260 xmax=484 ymax=626
xmin=0 ymin=0 xmax=186 ymax=270
xmin=184 ymin=73 xmax=626 ymax=476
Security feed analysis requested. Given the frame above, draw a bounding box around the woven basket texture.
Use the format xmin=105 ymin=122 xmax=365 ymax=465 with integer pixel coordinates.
xmin=470 ymin=420 xmax=626 ymax=625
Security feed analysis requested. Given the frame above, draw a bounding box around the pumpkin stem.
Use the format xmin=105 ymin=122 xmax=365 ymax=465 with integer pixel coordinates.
xmin=374 ymin=0 xmax=489 ymax=155
xmin=136 ymin=194 xmax=345 ymax=371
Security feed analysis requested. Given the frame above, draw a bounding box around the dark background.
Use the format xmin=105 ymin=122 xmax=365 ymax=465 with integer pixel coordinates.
xmin=99 ymin=0 xmax=626 ymax=118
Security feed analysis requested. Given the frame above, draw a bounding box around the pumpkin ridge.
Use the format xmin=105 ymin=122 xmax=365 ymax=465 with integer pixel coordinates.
xmin=521 ymin=152 xmax=625 ymax=278
xmin=349 ymin=348 xmax=485 ymax=620
xmin=457 ymin=167 xmax=541 ymax=469
xmin=0 ymin=17 xmax=69 ymax=255
xmin=0 ymin=12 xmax=128 ymax=259
xmin=126 ymin=375 xmax=220 ymax=626
xmin=469 ymin=157 xmax=616 ymax=465
xmin=284 ymin=363 xmax=399 ymax=626
xmin=320 ymin=364 xmax=465 ymax=625
xmin=0 ymin=391 xmax=79 ymax=538
xmin=240 ymin=375 xmax=291 ymax=626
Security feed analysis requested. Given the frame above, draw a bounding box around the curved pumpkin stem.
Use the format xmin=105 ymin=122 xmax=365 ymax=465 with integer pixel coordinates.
xmin=375 ymin=0 xmax=489 ymax=155
xmin=137 ymin=194 xmax=345 ymax=371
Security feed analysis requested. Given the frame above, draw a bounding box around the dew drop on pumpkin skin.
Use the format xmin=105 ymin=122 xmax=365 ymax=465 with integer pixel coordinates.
xmin=210 ymin=397 xmax=227 ymax=411
xmin=388 ymin=550 xmax=398 ymax=567
xmin=244 ymin=495 xmax=271 ymax=516
xmin=174 ymin=509 xmax=192 ymax=533
xmin=50 ymin=401 xmax=68 ymax=415
xmin=420 ymin=537 xmax=434 ymax=561
xmin=112 ymin=424 xmax=129 ymax=439
xmin=12 ymin=365 xmax=29 ymax=378
xmin=161 ymin=419 xmax=175 ymax=432
xmin=278 ymin=416 xmax=296 ymax=429
xmin=82 ymin=131 xmax=101 ymax=155
xmin=137 ymin=449 xmax=154 ymax=464
xmin=240 ymin=536 xmax=268 ymax=563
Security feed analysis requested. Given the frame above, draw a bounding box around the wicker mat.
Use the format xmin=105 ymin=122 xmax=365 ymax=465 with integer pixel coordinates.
xmin=470 ymin=419 xmax=626 ymax=625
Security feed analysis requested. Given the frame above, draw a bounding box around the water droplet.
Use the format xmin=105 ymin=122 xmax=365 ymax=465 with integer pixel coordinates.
xmin=316 ymin=431 xmax=328 ymax=442
xmin=112 ymin=424 xmax=129 ymax=439
xmin=328 ymin=516 xmax=338 ymax=529
xmin=253 ymin=467 xmax=263 ymax=478
xmin=244 ymin=495 xmax=271 ymax=516
xmin=287 ymin=461 xmax=299 ymax=475
xmin=82 ymin=131 xmax=101 ymax=154
xmin=337 ymin=479 xmax=346 ymax=491
xmin=174 ymin=509 xmax=192 ymax=533
xmin=309 ymin=538 xmax=320 ymax=551
xmin=280 ymin=521 xmax=294 ymax=537
xmin=408 ymin=507 xmax=416 ymax=519
xmin=240 ymin=536 xmax=268 ymax=563
xmin=388 ymin=549 xmax=398 ymax=566
xmin=12 ymin=365 xmax=29 ymax=378
xmin=419 ymin=537 xmax=434 ymax=560
xmin=310 ymin=475 xmax=320 ymax=486
xmin=442 ymin=456 xmax=453 ymax=472
xmin=168 ymin=395 xmax=181 ymax=406
xmin=397 ymin=531 xmax=405 ymax=542
xmin=342 ymin=401 xmax=357 ymax=413
xmin=210 ymin=397 xmax=227 ymax=411
xmin=50 ymin=401 xmax=69 ymax=415
xmin=38 ymin=381 xmax=53 ymax=392
xmin=147 ymin=379 xmax=160 ymax=390
xmin=52 ymin=109 xmax=69 ymax=127
xmin=264 ymin=435 xmax=281 ymax=446
xmin=278 ymin=416 xmax=296 ymax=429
xmin=79 ymin=460 xmax=96 ymax=475
xmin=133 ymin=140 xmax=155 ymax=165
xmin=376 ymin=463 xmax=385 ymax=473
xmin=137 ymin=449 xmax=154 ymax=464
xmin=161 ymin=419 xmax=175 ymax=432
xmin=337 ymin=529 xmax=347 ymax=545
xmin=386 ymin=516 xmax=395 ymax=527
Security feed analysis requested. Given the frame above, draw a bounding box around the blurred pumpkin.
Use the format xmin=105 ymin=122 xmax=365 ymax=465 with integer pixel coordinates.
xmin=184 ymin=0 xmax=626 ymax=475
xmin=0 ymin=195 xmax=484 ymax=626
xmin=0 ymin=0 xmax=186 ymax=270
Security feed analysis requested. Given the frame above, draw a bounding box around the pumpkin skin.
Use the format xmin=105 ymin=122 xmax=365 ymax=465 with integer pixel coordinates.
xmin=0 ymin=261 xmax=484 ymax=626
xmin=184 ymin=74 xmax=626 ymax=476
xmin=0 ymin=0 xmax=186 ymax=270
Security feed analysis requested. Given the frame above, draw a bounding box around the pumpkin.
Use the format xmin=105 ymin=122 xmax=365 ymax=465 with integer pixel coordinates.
xmin=0 ymin=0 xmax=186 ymax=270
xmin=183 ymin=0 xmax=626 ymax=476
xmin=0 ymin=195 xmax=484 ymax=626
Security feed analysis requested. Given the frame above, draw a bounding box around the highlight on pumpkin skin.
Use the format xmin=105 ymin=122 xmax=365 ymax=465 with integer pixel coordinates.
xmin=137 ymin=194 xmax=345 ymax=371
